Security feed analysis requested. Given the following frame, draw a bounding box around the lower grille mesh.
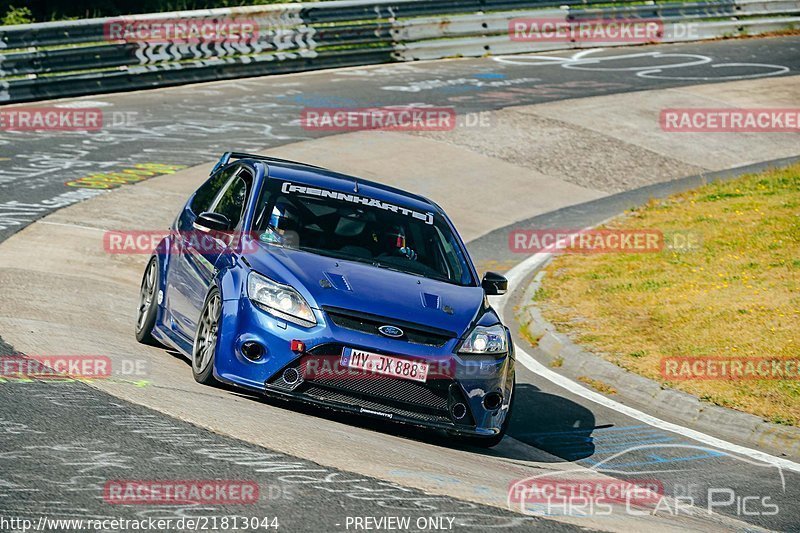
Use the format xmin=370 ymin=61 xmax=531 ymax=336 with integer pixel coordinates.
xmin=302 ymin=386 xmax=452 ymax=424
xmin=310 ymin=375 xmax=449 ymax=410
xmin=266 ymin=344 xmax=467 ymax=425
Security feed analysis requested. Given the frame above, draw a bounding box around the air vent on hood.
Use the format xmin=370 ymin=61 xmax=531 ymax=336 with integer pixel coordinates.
xmin=421 ymin=292 xmax=440 ymax=310
xmin=324 ymin=272 xmax=352 ymax=291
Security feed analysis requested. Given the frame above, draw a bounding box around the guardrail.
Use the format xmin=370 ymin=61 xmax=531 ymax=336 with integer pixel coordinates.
xmin=1 ymin=0 xmax=798 ymax=103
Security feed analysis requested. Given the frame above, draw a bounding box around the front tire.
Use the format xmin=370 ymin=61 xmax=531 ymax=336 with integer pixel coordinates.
xmin=135 ymin=256 xmax=161 ymax=346
xmin=192 ymin=288 xmax=222 ymax=385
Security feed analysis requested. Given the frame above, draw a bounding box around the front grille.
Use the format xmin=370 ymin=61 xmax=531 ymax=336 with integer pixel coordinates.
xmin=266 ymin=344 xmax=474 ymax=426
xmin=303 ymin=386 xmax=452 ymax=425
xmin=312 ymin=374 xmax=449 ymax=410
xmin=324 ymin=306 xmax=454 ymax=347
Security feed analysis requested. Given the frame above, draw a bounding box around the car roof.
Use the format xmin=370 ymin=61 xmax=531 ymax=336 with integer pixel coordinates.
xmin=243 ymin=158 xmax=443 ymax=216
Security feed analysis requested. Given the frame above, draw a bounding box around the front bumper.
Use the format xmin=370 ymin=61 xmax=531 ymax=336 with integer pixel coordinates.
xmin=213 ymin=296 xmax=514 ymax=436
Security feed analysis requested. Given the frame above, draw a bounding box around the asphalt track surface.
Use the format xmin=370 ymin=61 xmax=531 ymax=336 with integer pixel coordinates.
xmin=3 ymin=37 xmax=800 ymax=241
xmin=0 ymin=371 xmax=559 ymax=532
xmin=1 ymin=37 xmax=799 ymax=532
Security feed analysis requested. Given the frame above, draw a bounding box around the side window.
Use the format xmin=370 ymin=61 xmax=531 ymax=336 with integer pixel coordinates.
xmin=435 ymin=225 xmax=466 ymax=284
xmin=190 ymin=166 xmax=236 ymax=214
xmin=212 ymin=168 xmax=252 ymax=229
xmin=253 ymin=186 xmax=274 ymax=231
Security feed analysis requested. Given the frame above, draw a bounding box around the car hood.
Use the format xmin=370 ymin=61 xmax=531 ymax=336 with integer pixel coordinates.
xmin=247 ymin=244 xmax=484 ymax=335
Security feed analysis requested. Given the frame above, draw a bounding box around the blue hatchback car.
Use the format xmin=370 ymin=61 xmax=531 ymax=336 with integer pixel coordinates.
xmin=136 ymin=152 xmax=515 ymax=446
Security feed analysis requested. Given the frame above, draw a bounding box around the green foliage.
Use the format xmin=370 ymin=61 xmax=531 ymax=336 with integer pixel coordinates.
xmin=2 ymin=5 xmax=33 ymax=25
xmin=0 ymin=0 xmax=748 ymax=24
xmin=1 ymin=0 xmax=321 ymax=24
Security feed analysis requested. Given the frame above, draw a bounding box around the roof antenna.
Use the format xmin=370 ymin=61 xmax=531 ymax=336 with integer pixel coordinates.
xmin=353 ymin=179 xmax=359 ymax=193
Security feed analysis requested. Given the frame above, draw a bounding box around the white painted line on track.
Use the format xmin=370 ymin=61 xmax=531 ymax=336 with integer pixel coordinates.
xmin=39 ymin=220 xmax=108 ymax=233
xmin=494 ymin=251 xmax=800 ymax=475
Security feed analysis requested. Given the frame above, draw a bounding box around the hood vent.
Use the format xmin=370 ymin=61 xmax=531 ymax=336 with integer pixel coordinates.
xmin=421 ymin=292 xmax=440 ymax=310
xmin=324 ymin=272 xmax=352 ymax=291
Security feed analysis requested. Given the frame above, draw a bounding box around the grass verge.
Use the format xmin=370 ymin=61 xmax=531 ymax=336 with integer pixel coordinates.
xmin=535 ymin=162 xmax=800 ymax=426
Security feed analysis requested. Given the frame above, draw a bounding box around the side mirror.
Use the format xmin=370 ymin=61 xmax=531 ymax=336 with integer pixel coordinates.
xmin=193 ymin=212 xmax=231 ymax=232
xmin=481 ymin=272 xmax=508 ymax=296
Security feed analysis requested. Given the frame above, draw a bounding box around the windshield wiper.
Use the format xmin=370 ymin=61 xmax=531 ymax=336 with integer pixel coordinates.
xmin=299 ymin=248 xmax=451 ymax=283
xmin=371 ymin=260 xmax=437 ymax=281
xmin=371 ymin=260 xmax=409 ymax=274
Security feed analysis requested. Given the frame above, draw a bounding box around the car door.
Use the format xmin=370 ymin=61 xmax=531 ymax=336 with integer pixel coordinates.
xmin=167 ymin=164 xmax=253 ymax=340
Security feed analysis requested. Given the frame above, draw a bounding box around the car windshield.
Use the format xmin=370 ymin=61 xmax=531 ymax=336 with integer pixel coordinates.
xmin=252 ymin=180 xmax=474 ymax=286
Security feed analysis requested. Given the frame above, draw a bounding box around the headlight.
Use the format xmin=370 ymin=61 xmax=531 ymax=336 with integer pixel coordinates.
xmin=459 ymin=323 xmax=507 ymax=354
xmin=247 ymin=271 xmax=316 ymax=327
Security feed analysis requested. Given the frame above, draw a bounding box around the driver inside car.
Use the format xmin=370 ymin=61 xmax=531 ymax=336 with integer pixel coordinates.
xmin=378 ymin=225 xmax=418 ymax=261
xmin=260 ymin=200 xmax=300 ymax=248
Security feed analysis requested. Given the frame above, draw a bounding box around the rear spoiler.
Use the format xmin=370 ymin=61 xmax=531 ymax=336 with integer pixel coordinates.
xmin=211 ymin=151 xmax=325 ymax=174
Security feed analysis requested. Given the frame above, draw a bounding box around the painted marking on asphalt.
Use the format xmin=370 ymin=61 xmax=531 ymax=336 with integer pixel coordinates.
xmin=494 ymin=251 xmax=800 ymax=475
xmin=639 ymin=62 xmax=791 ymax=80
xmin=0 ymin=189 xmax=106 ymax=232
xmin=522 ymin=424 xmax=711 ymax=463
xmin=591 ymin=451 xmax=725 ymax=470
xmin=493 ymin=49 xmax=790 ymax=81
xmin=38 ymin=221 xmax=107 ymax=233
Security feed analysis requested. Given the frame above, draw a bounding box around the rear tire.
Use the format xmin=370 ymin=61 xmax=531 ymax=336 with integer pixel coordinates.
xmin=135 ymin=257 xmax=161 ymax=346
xmin=192 ymin=288 xmax=222 ymax=386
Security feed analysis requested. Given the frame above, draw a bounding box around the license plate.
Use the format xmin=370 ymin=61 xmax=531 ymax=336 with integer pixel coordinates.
xmin=341 ymin=348 xmax=429 ymax=383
